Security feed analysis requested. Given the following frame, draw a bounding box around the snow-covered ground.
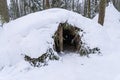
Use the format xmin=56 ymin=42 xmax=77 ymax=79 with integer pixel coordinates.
xmin=0 ymin=3 xmax=120 ymax=80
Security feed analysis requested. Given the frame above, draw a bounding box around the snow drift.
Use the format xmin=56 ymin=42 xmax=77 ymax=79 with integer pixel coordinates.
xmin=0 ymin=8 xmax=108 ymax=67
xmin=0 ymin=3 xmax=120 ymax=80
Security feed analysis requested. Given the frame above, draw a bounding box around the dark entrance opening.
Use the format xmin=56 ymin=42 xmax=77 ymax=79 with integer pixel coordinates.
xmin=63 ymin=27 xmax=77 ymax=52
xmin=53 ymin=23 xmax=81 ymax=53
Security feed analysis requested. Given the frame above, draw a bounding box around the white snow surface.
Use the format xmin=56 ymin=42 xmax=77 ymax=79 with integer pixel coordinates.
xmin=0 ymin=8 xmax=108 ymax=66
xmin=0 ymin=3 xmax=120 ymax=80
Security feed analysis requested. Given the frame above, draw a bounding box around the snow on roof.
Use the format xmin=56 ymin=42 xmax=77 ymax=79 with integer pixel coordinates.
xmin=0 ymin=8 xmax=108 ymax=67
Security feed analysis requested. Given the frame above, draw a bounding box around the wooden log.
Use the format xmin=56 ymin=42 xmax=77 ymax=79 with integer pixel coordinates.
xmin=58 ymin=23 xmax=63 ymax=52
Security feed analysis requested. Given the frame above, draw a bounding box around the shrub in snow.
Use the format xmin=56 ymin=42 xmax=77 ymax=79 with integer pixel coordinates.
xmin=79 ymin=45 xmax=101 ymax=57
xmin=24 ymin=48 xmax=59 ymax=67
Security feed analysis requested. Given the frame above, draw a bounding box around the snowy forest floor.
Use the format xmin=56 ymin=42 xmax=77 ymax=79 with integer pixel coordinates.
xmin=0 ymin=3 xmax=120 ymax=80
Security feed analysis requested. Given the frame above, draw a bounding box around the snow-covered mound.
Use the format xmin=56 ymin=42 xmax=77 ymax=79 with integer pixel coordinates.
xmin=104 ymin=3 xmax=120 ymax=41
xmin=94 ymin=3 xmax=120 ymax=41
xmin=94 ymin=3 xmax=120 ymax=54
xmin=0 ymin=8 xmax=109 ymax=67
xmin=0 ymin=3 xmax=120 ymax=80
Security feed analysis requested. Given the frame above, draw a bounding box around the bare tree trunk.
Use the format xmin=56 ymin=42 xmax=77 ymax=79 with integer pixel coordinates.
xmin=98 ymin=0 xmax=106 ymax=26
xmin=15 ymin=0 xmax=20 ymax=18
xmin=72 ymin=0 xmax=74 ymax=11
xmin=84 ymin=0 xmax=87 ymax=16
xmin=46 ymin=0 xmax=50 ymax=9
xmin=0 ymin=0 xmax=9 ymax=24
xmin=88 ymin=0 xmax=91 ymax=18
xmin=64 ymin=0 xmax=67 ymax=9
xmin=94 ymin=0 xmax=98 ymax=13
xmin=42 ymin=0 xmax=45 ymax=9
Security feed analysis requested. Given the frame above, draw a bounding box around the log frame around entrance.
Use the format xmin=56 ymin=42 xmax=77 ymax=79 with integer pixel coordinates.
xmin=53 ymin=22 xmax=81 ymax=53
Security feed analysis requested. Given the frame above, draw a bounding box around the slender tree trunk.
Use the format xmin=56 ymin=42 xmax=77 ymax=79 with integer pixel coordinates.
xmin=46 ymin=0 xmax=50 ymax=9
xmin=72 ymin=0 xmax=74 ymax=11
xmin=42 ymin=0 xmax=45 ymax=9
xmin=0 ymin=0 xmax=9 ymax=23
xmin=16 ymin=0 xmax=20 ymax=18
xmin=98 ymin=0 xmax=106 ymax=26
xmin=64 ymin=0 xmax=67 ymax=9
xmin=84 ymin=0 xmax=87 ymax=16
xmin=88 ymin=0 xmax=91 ymax=18
xmin=94 ymin=0 xmax=98 ymax=13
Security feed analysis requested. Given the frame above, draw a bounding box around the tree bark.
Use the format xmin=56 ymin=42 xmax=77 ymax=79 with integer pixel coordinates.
xmin=84 ymin=0 xmax=87 ymax=16
xmin=42 ymin=0 xmax=45 ymax=9
xmin=72 ymin=0 xmax=74 ymax=11
xmin=98 ymin=0 xmax=106 ymax=26
xmin=88 ymin=0 xmax=91 ymax=18
xmin=46 ymin=0 xmax=50 ymax=9
xmin=0 ymin=0 xmax=9 ymax=23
